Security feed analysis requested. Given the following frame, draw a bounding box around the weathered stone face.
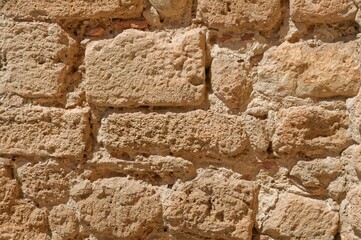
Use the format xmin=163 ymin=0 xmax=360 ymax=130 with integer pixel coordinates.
xmin=290 ymin=0 xmax=357 ymax=24
xmin=196 ymin=0 xmax=282 ymax=31
xmin=272 ymin=107 xmax=353 ymax=157
xmin=1 ymin=1 xmax=361 ymax=239
xmin=99 ymin=110 xmax=248 ymax=159
xmin=1 ymin=0 xmax=144 ymax=19
xmin=84 ymin=29 xmax=206 ymax=107
xmin=0 ymin=19 xmax=77 ymax=99
xmin=76 ymin=178 xmax=163 ymax=239
xmin=0 ymin=107 xmax=89 ymax=158
xmin=163 ymin=168 xmax=257 ymax=240
xmin=256 ymin=41 xmax=361 ymax=99
xmin=262 ymin=193 xmax=339 ymax=240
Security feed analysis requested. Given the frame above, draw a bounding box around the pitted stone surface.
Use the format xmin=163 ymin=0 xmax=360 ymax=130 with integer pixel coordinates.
xmin=1 ymin=0 xmax=143 ymax=19
xmin=100 ymin=110 xmax=248 ymax=159
xmin=197 ymin=0 xmax=282 ymax=31
xmin=0 ymin=107 xmax=89 ymax=158
xmin=256 ymin=41 xmax=361 ymax=99
xmin=84 ymin=29 xmax=206 ymax=107
xmin=0 ymin=19 xmax=77 ymax=99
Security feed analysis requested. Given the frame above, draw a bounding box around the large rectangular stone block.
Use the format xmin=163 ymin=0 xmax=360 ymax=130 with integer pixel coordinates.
xmin=272 ymin=107 xmax=353 ymax=158
xmin=84 ymin=29 xmax=206 ymax=107
xmin=0 ymin=0 xmax=143 ymax=19
xmin=0 ymin=107 xmax=89 ymax=158
xmin=100 ymin=110 xmax=248 ymax=159
xmin=256 ymin=41 xmax=361 ymax=99
xmin=196 ymin=0 xmax=282 ymax=31
xmin=290 ymin=0 xmax=357 ymax=24
xmin=0 ymin=19 xmax=76 ymax=99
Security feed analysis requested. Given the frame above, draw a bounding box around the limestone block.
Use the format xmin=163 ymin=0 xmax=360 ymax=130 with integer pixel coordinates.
xmin=100 ymin=110 xmax=248 ymax=159
xmin=290 ymin=157 xmax=343 ymax=188
xmin=343 ymin=187 xmax=361 ymax=236
xmin=76 ymin=178 xmax=163 ymax=239
xmin=272 ymin=107 xmax=353 ymax=157
xmin=290 ymin=0 xmax=357 ymax=24
xmin=49 ymin=204 xmax=79 ymax=240
xmin=0 ymin=19 xmax=77 ymax=99
xmin=256 ymin=41 xmax=361 ymax=98
xmin=262 ymin=193 xmax=339 ymax=240
xmin=196 ymin=0 xmax=282 ymax=31
xmin=0 ymin=107 xmax=89 ymax=158
xmin=0 ymin=200 xmax=50 ymax=240
xmin=1 ymin=0 xmax=143 ymax=19
xmin=16 ymin=160 xmax=73 ymax=206
xmin=84 ymin=29 xmax=206 ymax=107
xmin=211 ymin=51 xmax=253 ymax=109
xmin=163 ymin=168 xmax=257 ymax=240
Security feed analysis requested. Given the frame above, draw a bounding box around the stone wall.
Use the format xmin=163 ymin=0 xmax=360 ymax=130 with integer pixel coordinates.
xmin=1 ymin=0 xmax=361 ymax=239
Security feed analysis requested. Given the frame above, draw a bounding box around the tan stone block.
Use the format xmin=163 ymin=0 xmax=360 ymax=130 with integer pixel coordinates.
xmin=0 ymin=200 xmax=50 ymax=240
xmin=290 ymin=0 xmax=357 ymax=24
xmin=16 ymin=160 xmax=73 ymax=206
xmin=0 ymin=19 xmax=76 ymax=99
xmin=91 ymin=153 xmax=197 ymax=184
xmin=262 ymin=193 xmax=339 ymax=239
xmin=272 ymin=107 xmax=353 ymax=157
xmin=163 ymin=168 xmax=257 ymax=240
xmin=84 ymin=29 xmax=206 ymax=107
xmin=256 ymin=41 xmax=361 ymax=98
xmin=49 ymin=204 xmax=79 ymax=240
xmin=344 ymin=187 xmax=361 ymax=235
xmin=1 ymin=0 xmax=143 ymax=19
xmin=196 ymin=0 xmax=282 ymax=31
xmin=211 ymin=51 xmax=252 ymax=109
xmin=0 ymin=107 xmax=89 ymax=158
xmin=100 ymin=110 xmax=248 ymax=159
xmin=290 ymin=157 xmax=343 ymax=188
xmin=76 ymin=178 xmax=162 ymax=239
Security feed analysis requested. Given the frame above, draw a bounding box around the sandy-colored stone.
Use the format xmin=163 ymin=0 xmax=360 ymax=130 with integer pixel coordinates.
xmin=76 ymin=178 xmax=162 ymax=239
xmin=0 ymin=19 xmax=77 ymax=99
xmin=343 ymin=187 xmax=361 ymax=236
xmin=262 ymin=193 xmax=339 ymax=240
xmin=197 ymin=0 xmax=282 ymax=31
xmin=272 ymin=107 xmax=353 ymax=157
xmin=256 ymin=41 xmax=361 ymax=99
xmin=91 ymin=153 xmax=197 ymax=184
xmin=163 ymin=168 xmax=257 ymax=240
xmin=100 ymin=110 xmax=248 ymax=159
xmin=0 ymin=200 xmax=50 ymax=240
xmin=0 ymin=0 xmax=143 ymax=19
xmin=290 ymin=0 xmax=357 ymax=24
xmin=347 ymin=92 xmax=361 ymax=144
xmin=84 ymin=29 xmax=206 ymax=107
xmin=211 ymin=51 xmax=252 ymax=109
xmin=149 ymin=0 xmax=188 ymax=18
xmin=49 ymin=204 xmax=79 ymax=240
xmin=16 ymin=160 xmax=73 ymax=206
xmin=290 ymin=157 xmax=343 ymax=188
xmin=0 ymin=107 xmax=89 ymax=158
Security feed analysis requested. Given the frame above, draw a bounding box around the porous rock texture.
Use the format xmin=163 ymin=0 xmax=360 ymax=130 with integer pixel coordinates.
xmin=1 ymin=0 xmax=361 ymax=239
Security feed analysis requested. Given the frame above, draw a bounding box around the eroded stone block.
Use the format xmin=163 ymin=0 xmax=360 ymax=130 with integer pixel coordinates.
xmin=256 ymin=41 xmax=361 ymax=99
xmin=262 ymin=193 xmax=339 ymax=240
xmin=163 ymin=168 xmax=257 ymax=240
xmin=84 ymin=29 xmax=206 ymax=107
xmin=76 ymin=178 xmax=162 ymax=239
xmin=1 ymin=0 xmax=143 ymax=19
xmin=0 ymin=19 xmax=77 ymax=99
xmin=272 ymin=107 xmax=353 ymax=157
xmin=100 ymin=110 xmax=248 ymax=159
xmin=290 ymin=0 xmax=357 ymax=24
xmin=0 ymin=107 xmax=89 ymax=158
xmin=196 ymin=0 xmax=282 ymax=31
